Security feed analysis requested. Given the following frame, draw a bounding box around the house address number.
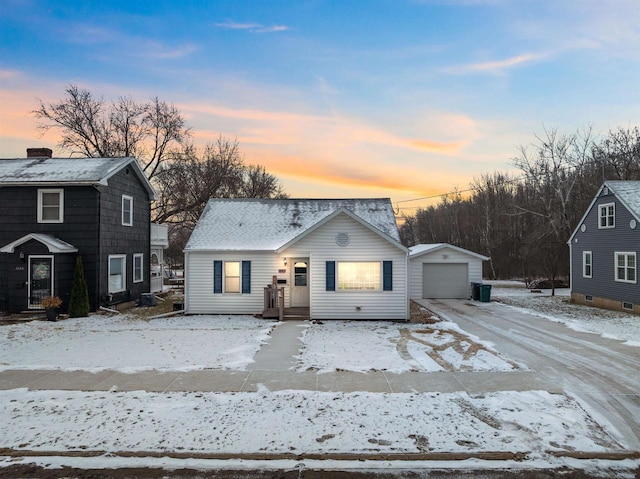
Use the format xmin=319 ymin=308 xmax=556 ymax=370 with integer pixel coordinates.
xmin=15 ymin=266 xmax=25 ymax=271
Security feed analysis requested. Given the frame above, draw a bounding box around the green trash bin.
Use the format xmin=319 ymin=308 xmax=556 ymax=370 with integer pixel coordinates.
xmin=480 ymin=284 xmax=492 ymax=302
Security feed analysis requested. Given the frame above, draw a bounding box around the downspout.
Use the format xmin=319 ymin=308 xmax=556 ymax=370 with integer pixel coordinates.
xmin=405 ymin=249 xmax=410 ymax=321
xmin=183 ymin=251 xmax=189 ymax=313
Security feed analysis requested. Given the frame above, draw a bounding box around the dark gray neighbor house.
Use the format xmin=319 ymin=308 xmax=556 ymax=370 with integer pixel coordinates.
xmin=0 ymin=148 xmax=158 ymax=314
xmin=568 ymin=180 xmax=639 ymax=315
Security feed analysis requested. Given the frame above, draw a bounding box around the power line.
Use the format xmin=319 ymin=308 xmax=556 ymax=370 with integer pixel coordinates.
xmin=394 ymin=158 xmax=603 ymax=214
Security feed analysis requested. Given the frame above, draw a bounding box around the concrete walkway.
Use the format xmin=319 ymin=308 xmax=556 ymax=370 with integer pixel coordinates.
xmin=0 ymin=319 xmax=556 ymax=395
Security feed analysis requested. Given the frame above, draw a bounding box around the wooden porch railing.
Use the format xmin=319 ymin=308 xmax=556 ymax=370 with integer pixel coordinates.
xmin=263 ymin=286 xmax=284 ymax=321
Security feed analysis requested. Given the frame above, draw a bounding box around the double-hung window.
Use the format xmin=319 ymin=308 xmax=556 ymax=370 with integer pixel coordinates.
xmin=213 ymin=260 xmax=251 ymax=294
xmin=122 ymin=195 xmax=133 ymax=226
xmin=583 ymin=251 xmax=592 ymax=278
xmin=224 ymin=261 xmax=241 ymax=293
xmin=133 ymin=253 xmax=143 ymax=283
xmin=615 ymin=252 xmax=636 ymax=283
xmin=37 ymin=189 xmax=64 ymax=223
xmin=598 ymin=203 xmax=615 ymax=229
xmin=108 ymin=255 xmax=127 ymax=293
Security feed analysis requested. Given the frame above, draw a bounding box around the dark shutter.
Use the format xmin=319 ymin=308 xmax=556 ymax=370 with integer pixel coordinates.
xmin=383 ymin=261 xmax=392 ymax=291
xmin=326 ymin=261 xmax=336 ymax=291
xmin=213 ymin=260 xmax=222 ymax=294
xmin=242 ymin=261 xmax=251 ymax=294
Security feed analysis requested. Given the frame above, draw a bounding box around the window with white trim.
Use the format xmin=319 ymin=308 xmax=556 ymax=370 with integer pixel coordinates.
xmin=598 ymin=203 xmax=615 ymax=229
xmin=108 ymin=255 xmax=127 ymax=293
xmin=615 ymin=252 xmax=636 ymax=283
xmin=583 ymin=251 xmax=592 ymax=278
xmin=37 ymin=189 xmax=64 ymax=223
xmin=122 ymin=195 xmax=133 ymax=226
xmin=133 ymin=253 xmax=143 ymax=283
xmin=337 ymin=262 xmax=381 ymax=290
xmin=224 ymin=261 xmax=240 ymax=293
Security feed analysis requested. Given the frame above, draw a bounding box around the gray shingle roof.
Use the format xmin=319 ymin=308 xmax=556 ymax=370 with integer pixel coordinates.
xmin=185 ymin=198 xmax=401 ymax=251
xmin=606 ymin=180 xmax=640 ymax=219
xmin=0 ymin=156 xmax=156 ymax=199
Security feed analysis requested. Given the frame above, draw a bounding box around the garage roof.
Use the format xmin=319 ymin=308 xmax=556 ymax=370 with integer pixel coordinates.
xmin=409 ymin=243 xmax=489 ymax=260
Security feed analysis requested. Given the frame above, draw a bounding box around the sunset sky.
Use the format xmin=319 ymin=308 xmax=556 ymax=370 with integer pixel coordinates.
xmin=1 ymin=0 xmax=638 ymax=216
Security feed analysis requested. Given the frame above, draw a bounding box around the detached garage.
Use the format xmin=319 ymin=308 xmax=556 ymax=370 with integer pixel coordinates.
xmin=409 ymin=244 xmax=489 ymax=299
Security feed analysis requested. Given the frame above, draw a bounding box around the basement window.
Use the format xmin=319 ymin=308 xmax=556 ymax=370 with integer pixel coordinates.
xmin=585 ymin=295 xmax=593 ymax=302
xmin=622 ymin=302 xmax=633 ymax=311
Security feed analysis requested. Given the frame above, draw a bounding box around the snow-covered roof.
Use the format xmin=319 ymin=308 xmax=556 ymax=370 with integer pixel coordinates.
xmin=185 ymin=198 xmax=401 ymax=251
xmin=606 ymin=180 xmax=640 ymax=220
xmin=409 ymin=243 xmax=489 ymax=260
xmin=0 ymin=233 xmax=77 ymax=254
xmin=0 ymin=157 xmax=157 ymax=200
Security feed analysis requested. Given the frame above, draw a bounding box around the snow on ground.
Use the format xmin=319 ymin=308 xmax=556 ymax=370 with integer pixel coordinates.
xmin=297 ymin=320 xmax=521 ymax=373
xmin=488 ymin=281 xmax=640 ymax=346
xmin=0 ymin=388 xmax=623 ymax=457
xmin=0 ymin=315 xmax=277 ymax=372
xmin=0 ymin=313 xmax=522 ymax=373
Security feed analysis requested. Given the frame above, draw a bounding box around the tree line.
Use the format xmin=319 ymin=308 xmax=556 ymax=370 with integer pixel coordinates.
xmin=33 ymin=85 xmax=287 ymax=264
xmin=399 ymin=126 xmax=640 ymax=283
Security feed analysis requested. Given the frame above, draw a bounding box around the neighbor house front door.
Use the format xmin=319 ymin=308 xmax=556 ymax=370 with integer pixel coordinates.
xmin=28 ymin=256 xmax=53 ymax=309
xmin=290 ymin=258 xmax=309 ymax=307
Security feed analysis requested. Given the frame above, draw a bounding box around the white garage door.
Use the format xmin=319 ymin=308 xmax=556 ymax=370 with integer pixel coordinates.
xmin=422 ymin=263 xmax=469 ymax=299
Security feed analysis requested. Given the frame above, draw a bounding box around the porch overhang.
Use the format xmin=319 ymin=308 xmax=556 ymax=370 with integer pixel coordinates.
xmin=0 ymin=233 xmax=78 ymax=254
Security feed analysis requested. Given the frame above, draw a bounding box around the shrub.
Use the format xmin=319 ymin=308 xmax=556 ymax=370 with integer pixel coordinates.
xmin=68 ymin=256 xmax=90 ymax=317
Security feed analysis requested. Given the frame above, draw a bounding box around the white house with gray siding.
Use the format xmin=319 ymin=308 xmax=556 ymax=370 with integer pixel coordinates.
xmin=568 ymin=181 xmax=639 ymax=315
xmin=409 ymin=243 xmax=488 ymax=299
xmin=184 ymin=198 xmax=409 ymax=320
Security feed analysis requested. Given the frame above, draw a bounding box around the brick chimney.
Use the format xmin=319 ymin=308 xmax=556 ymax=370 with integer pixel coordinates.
xmin=27 ymin=148 xmax=53 ymax=158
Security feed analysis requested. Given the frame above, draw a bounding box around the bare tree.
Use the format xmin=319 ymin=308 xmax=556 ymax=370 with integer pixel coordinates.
xmin=153 ymin=136 xmax=287 ymax=228
xmin=33 ymin=85 xmax=191 ymax=182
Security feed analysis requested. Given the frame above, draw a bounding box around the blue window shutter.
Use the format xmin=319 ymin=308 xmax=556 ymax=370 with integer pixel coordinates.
xmin=242 ymin=261 xmax=251 ymax=294
xmin=213 ymin=261 xmax=222 ymax=294
xmin=326 ymin=261 xmax=336 ymax=291
xmin=383 ymin=261 xmax=392 ymax=291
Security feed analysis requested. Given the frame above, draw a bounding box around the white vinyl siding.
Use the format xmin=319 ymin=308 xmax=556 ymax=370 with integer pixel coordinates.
xmin=186 ymin=252 xmax=276 ymax=314
xmin=409 ymin=247 xmax=484 ymax=300
xmin=282 ymin=213 xmax=407 ymax=320
xmin=583 ymin=251 xmax=592 ymax=278
xmin=37 ymin=189 xmax=64 ymax=223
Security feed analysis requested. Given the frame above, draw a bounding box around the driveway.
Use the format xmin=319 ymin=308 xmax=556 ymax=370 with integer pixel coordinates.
xmin=418 ymin=298 xmax=640 ymax=452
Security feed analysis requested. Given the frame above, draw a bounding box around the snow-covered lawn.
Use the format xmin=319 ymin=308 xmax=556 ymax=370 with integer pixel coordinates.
xmin=489 ymin=281 xmax=640 ymax=346
xmin=0 ymin=388 xmax=622 ymax=457
xmin=297 ymin=320 xmax=522 ymax=373
xmin=0 ymin=315 xmax=277 ymax=372
xmin=0 ymin=311 xmax=523 ymax=373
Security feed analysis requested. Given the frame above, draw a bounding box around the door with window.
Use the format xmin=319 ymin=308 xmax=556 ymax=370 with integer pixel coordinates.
xmin=29 ymin=256 xmax=53 ymax=309
xmin=291 ymin=259 xmax=310 ymax=307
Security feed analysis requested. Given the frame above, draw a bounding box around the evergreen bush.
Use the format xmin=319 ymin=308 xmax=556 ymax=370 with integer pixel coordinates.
xmin=68 ymin=256 xmax=90 ymax=317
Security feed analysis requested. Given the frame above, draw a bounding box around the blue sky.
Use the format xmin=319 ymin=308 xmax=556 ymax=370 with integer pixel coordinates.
xmin=1 ymin=0 xmax=638 ymax=214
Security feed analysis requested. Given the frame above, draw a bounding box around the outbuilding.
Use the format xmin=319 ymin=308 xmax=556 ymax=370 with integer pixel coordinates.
xmin=409 ymin=243 xmax=489 ymax=299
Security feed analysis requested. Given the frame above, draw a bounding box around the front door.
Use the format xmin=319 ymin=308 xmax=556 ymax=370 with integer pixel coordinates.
xmin=29 ymin=256 xmax=53 ymax=309
xmin=291 ymin=259 xmax=310 ymax=307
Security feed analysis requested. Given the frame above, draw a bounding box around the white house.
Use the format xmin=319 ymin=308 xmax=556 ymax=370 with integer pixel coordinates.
xmin=184 ymin=198 xmax=409 ymax=320
xmin=409 ymin=243 xmax=488 ymax=299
